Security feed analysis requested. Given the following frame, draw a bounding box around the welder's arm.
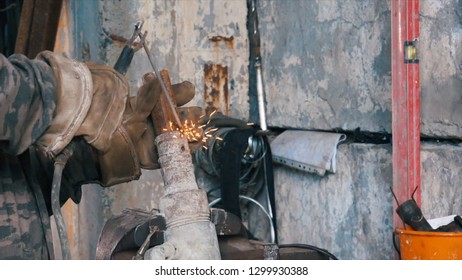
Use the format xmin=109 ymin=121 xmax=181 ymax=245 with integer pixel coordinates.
xmin=0 ymin=52 xmax=102 ymax=206
xmin=0 ymin=53 xmax=58 ymax=155
xmin=1 ymin=51 xmax=200 ymax=207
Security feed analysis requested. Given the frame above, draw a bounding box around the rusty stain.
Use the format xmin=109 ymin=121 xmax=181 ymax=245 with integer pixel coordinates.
xmin=107 ymin=33 xmax=143 ymax=48
xmin=108 ymin=33 xmax=129 ymax=44
xmin=209 ymin=35 xmax=234 ymax=49
xmin=204 ymin=64 xmax=230 ymax=116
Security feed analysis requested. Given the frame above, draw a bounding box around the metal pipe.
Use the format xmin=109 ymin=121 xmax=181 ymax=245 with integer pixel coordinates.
xmin=145 ymin=131 xmax=221 ymax=260
xmin=256 ymin=65 xmax=267 ymax=131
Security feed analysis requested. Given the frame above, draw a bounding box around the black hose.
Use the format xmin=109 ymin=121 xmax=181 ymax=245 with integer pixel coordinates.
xmin=392 ymin=232 xmax=401 ymax=259
xmin=51 ymin=142 xmax=75 ymax=260
xmin=279 ymin=243 xmax=339 ymax=260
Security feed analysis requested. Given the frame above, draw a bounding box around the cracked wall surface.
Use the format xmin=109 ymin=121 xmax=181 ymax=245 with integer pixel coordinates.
xmin=420 ymin=0 xmax=462 ymax=138
xmin=259 ymin=0 xmax=392 ymax=133
xmin=261 ymin=142 xmax=462 ymax=260
xmin=259 ymin=0 xmax=462 ymax=139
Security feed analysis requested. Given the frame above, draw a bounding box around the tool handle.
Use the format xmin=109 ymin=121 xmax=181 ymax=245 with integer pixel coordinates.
xmin=113 ymin=46 xmax=135 ymax=75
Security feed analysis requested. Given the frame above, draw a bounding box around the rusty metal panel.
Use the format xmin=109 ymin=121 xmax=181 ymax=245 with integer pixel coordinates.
xmin=15 ymin=0 xmax=63 ymax=58
xmin=204 ymin=63 xmax=230 ymax=115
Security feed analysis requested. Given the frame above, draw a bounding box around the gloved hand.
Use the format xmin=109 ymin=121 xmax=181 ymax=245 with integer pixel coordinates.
xmin=91 ymin=64 xmax=202 ymax=186
xmin=34 ymin=51 xmax=202 ymax=190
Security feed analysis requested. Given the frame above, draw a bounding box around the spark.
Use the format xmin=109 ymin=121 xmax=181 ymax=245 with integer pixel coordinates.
xmin=162 ymin=119 xmax=204 ymax=143
xmin=161 ymin=109 xmax=228 ymax=150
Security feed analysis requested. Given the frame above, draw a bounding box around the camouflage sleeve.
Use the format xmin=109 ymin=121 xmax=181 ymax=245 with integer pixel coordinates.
xmin=0 ymin=53 xmax=57 ymax=156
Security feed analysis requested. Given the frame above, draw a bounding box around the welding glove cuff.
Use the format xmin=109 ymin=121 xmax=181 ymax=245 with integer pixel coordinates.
xmin=33 ymin=52 xmax=142 ymax=187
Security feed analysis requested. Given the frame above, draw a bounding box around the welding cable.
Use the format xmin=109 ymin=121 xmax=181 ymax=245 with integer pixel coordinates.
xmin=197 ymin=126 xmax=235 ymax=177
xmin=209 ymin=195 xmax=276 ymax=244
xmin=278 ymin=244 xmax=339 ymax=260
xmin=392 ymin=232 xmax=401 ymax=259
xmin=240 ymin=136 xmax=266 ymax=183
xmin=51 ymin=142 xmax=76 ymax=260
xmin=202 ymin=128 xmax=275 ymax=241
xmin=199 ymin=125 xmax=266 ymax=192
xmin=239 ymin=163 xmax=262 ymax=194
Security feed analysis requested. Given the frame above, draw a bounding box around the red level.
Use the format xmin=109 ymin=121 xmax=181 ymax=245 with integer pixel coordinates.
xmin=391 ymin=0 xmax=421 ymax=229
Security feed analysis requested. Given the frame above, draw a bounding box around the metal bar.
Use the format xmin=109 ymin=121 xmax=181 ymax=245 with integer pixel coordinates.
xmin=138 ymin=29 xmax=183 ymax=129
xmin=15 ymin=0 xmax=63 ymax=58
xmin=391 ymin=0 xmax=421 ymax=230
xmin=150 ymin=70 xmax=181 ymax=135
xmin=406 ymin=0 xmax=421 ymax=206
xmin=14 ymin=0 xmax=34 ymax=54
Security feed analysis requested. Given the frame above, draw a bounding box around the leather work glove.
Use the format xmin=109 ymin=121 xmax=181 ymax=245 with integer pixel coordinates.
xmin=81 ymin=63 xmax=200 ymax=186
xmin=34 ymin=51 xmax=202 ymax=193
xmin=94 ymin=66 xmax=200 ymax=186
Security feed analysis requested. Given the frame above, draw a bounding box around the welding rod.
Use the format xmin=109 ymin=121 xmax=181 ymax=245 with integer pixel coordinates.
xmin=135 ymin=21 xmax=183 ymax=129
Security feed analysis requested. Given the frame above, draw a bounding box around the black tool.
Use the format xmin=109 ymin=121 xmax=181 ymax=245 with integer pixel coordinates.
xmin=113 ymin=21 xmax=146 ymax=75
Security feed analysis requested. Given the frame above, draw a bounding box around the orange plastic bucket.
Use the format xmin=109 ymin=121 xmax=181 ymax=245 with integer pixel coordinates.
xmin=395 ymin=228 xmax=462 ymax=260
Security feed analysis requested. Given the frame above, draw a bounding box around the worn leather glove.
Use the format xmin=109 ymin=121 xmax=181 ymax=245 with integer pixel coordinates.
xmin=35 ymin=51 xmax=200 ymax=188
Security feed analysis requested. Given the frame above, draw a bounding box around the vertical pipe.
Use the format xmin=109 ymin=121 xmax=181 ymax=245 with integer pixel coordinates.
xmin=391 ymin=0 xmax=421 ymax=229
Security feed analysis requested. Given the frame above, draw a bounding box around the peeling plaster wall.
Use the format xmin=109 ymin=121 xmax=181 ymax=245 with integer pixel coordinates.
xmin=100 ymin=0 xmax=249 ymax=118
xmin=273 ymin=144 xmax=394 ymax=260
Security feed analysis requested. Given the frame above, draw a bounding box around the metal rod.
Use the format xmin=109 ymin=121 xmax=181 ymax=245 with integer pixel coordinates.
xmin=256 ymin=65 xmax=267 ymax=131
xmin=135 ymin=22 xmax=183 ymax=129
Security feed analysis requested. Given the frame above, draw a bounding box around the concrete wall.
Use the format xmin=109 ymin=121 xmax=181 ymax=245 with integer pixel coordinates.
xmin=420 ymin=0 xmax=462 ymax=138
xmin=260 ymin=0 xmax=392 ymax=133
xmin=61 ymin=0 xmax=462 ymax=260
xmin=264 ymin=143 xmax=462 ymax=260
xmin=253 ymin=0 xmax=462 ymax=259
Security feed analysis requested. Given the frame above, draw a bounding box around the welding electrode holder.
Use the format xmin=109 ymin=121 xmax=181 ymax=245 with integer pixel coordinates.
xmin=113 ymin=21 xmax=146 ymax=75
xmin=396 ymin=198 xmax=433 ymax=231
